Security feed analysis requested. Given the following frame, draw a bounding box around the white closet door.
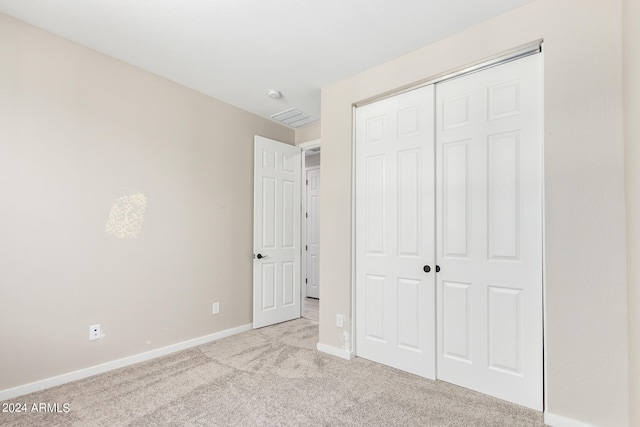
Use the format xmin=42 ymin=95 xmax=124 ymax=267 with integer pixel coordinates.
xmin=435 ymin=54 xmax=543 ymax=410
xmin=355 ymin=85 xmax=436 ymax=379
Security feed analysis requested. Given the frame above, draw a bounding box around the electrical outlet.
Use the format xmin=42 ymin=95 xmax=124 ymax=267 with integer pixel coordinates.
xmin=336 ymin=314 xmax=344 ymax=328
xmin=212 ymin=302 xmax=220 ymax=314
xmin=89 ymin=324 xmax=101 ymax=341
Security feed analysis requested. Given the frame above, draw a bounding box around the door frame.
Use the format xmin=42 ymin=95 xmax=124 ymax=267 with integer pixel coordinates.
xmin=351 ymin=44 xmax=546 ymax=407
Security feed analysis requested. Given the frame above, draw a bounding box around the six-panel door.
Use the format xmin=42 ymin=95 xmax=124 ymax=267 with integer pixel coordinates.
xmin=253 ymin=136 xmax=302 ymax=329
xmin=435 ymin=54 xmax=543 ymax=410
xmin=355 ymin=85 xmax=437 ymax=379
xmin=306 ymin=167 xmax=321 ymax=299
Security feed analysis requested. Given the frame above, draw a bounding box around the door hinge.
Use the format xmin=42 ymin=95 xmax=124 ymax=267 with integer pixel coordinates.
xmin=306 ymin=179 xmax=308 ymax=185
xmin=305 ymin=278 xmax=308 ymax=284
xmin=305 ymin=212 xmax=308 ymax=218
xmin=305 ymin=245 xmax=308 ymax=251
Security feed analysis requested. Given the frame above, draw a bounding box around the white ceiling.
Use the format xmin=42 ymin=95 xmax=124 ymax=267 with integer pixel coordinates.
xmin=0 ymin=0 xmax=533 ymax=128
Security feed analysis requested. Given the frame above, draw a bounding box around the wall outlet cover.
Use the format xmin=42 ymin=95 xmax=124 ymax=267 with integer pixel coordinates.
xmin=89 ymin=324 xmax=101 ymax=341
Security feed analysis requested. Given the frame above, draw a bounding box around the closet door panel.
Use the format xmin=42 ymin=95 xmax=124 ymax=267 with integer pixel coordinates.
xmin=435 ymin=53 xmax=543 ymax=411
xmin=355 ymin=85 xmax=436 ymax=379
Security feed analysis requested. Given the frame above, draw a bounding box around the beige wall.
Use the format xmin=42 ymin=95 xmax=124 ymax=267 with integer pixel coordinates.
xmin=623 ymin=0 xmax=640 ymax=425
xmin=320 ymin=0 xmax=628 ymax=425
xmin=0 ymin=13 xmax=294 ymax=391
xmin=295 ymin=122 xmax=321 ymax=145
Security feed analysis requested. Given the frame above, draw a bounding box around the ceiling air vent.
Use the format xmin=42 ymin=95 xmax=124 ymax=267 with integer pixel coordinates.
xmin=271 ymin=108 xmax=317 ymax=128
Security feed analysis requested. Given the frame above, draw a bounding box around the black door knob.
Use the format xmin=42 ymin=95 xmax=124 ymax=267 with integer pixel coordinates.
xmin=256 ymin=253 xmax=264 ymax=259
xmin=423 ymin=265 xmax=431 ymax=273
xmin=436 ymin=265 xmax=441 ymax=273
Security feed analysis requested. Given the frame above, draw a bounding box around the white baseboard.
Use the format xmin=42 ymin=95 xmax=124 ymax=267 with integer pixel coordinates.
xmin=0 ymin=323 xmax=252 ymax=402
xmin=317 ymin=342 xmax=353 ymax=360
xmin=544 ymin=412 xmax=596 ymax=427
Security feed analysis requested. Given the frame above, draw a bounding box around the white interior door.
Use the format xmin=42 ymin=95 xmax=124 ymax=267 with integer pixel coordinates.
xmin=435 ymin=54 xmax=543 ymax=410
xmin=253 ymin=136 xmax=302 ymax=329
xmin=355 ymin=85 xmax=436 ymax=379
xmin=305 ymin=167 xmax=320 ymax=299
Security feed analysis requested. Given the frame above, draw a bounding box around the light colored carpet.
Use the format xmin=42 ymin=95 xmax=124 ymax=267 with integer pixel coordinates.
xmin=302 ymin=297 xmax=319 ymax=322
xmin=0 ymin=319 xmax=546 ymax=426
